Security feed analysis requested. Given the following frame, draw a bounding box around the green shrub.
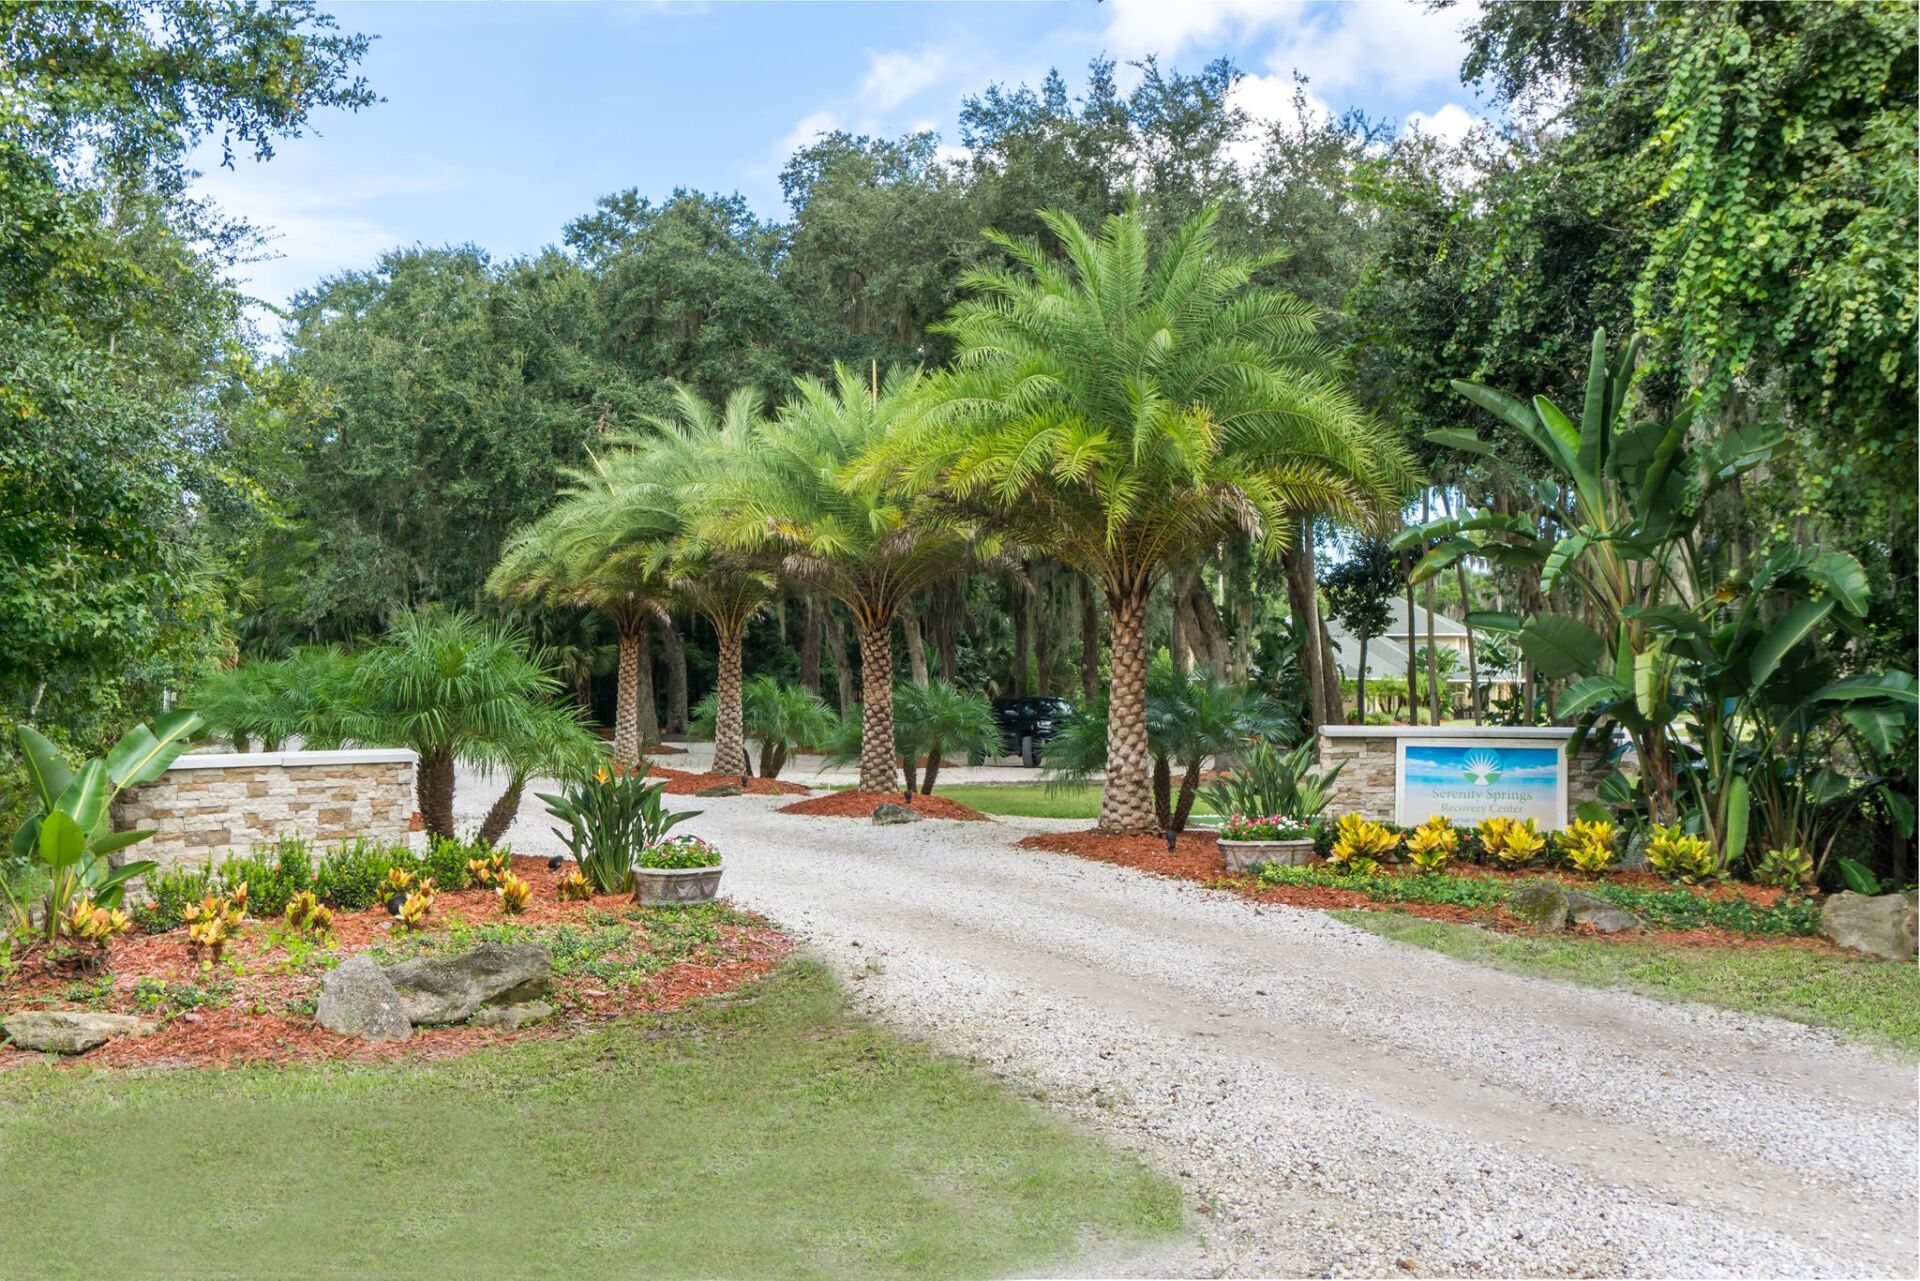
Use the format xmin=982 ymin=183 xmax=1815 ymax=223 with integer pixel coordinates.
xmin=422 ymin=834 xmax=481 ymax=891
xmin=212 ymin=838 xmax=315 ymax=917
xmin=538 ymin=770 xmax=698 ymax=893
xmin=313 ymin=838 xmax=409 ymax=910
xmin=132 ymin=864 xmax=220 ymax=933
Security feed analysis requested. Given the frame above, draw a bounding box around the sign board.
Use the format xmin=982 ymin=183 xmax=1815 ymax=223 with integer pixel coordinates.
xmin=1395 ymin=738 xmax=1567 ymax=828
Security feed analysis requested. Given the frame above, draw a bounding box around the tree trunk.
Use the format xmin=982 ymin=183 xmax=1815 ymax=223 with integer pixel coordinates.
xmin=901 ymin=602 xmax=930 ymax=688
xmin=1079 ymin=576 xmax=1101 ymax=702
xmin=857 ymin=616 xmax=898 ymax=793
xmin=1447 ymin=490 xmax=1481 ymax=724
xmin=1169 ymin=566 xmax=1192 ymax=676
xmin=932 ymin=581 xmax=961 ymax=683
xmin=1181 ymin=572 xmax=1230 ymax=676
xmin=1404 ymin=570 xmax=1418 ymax=725
xmin=1283 ymin=524 xmax=1331 ymax=729
xmin=477 ymin=771 xmax=525 ymax=847
xmin=921 ymin=743 xmax=943 ymax=795
xmin=1356 ymin=637 xmax=1371 ymax=719
xmin=1422 ymin=491 xmax=1440 ymax=724
xmin=712 ymin=622 xmax=749 ymax=776
xmin=417 ymin=752 xmax=456 ymax=841
xmin=900 ymin=752 xmax=918 ymax=796
xmin=1097 ymin=587 xmax=1157 ymax=834
xmin=612 ymin=621 xmax=644 ymax=772
xmin=656 ymin=610 xmax=688 ymax=735
xmin=1013 ymin=572 xmax=1034 ymax=694
xmin=1152 ymin=756 xmax=1172 ymax=831
xmin=757 ymin=739 xmax=778 ymax=779
xmin=800 ymin=598 xmax=822 ymax=695
xmin=1034 ymin=563 xmax=1054 ymax=695
xmin=1172 ymin=757 xmax=1203 ymax=832
xmin=826 ymin=610 xmax=854 ymax=714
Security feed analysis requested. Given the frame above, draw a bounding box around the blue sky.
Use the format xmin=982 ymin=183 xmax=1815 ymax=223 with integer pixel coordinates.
xmin=190 ymin=0 xmax=1485 ymax=319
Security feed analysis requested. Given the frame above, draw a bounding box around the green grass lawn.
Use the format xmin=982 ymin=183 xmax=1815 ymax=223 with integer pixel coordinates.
xmin=0 ymin=961 xmax=1182 ymax=1279
xmin=1339 ymin=910 xmax=1920 ymax=1054
xmin=932 ymin=782 xmax=1101 ymax=818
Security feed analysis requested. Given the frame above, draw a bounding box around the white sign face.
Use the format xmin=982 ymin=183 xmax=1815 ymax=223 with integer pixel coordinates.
xmin=1395 ymin=738 xmax=1567 ymax=828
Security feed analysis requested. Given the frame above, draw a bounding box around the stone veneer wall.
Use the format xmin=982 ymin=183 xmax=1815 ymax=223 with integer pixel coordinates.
xmin=110 ymin=750 xmax=418 ymax=873
xmin=1316 ymin=729 xmax=1613 ymax=825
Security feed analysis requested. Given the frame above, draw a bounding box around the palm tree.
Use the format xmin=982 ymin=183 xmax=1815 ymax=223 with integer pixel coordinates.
xmin=488 ymin=456 xmax=673 ymax=772
xmin=701 ymin=366 xmax=986 ymax=793
xmin=337 ymin=610 xmax=601 ymax=839
xmin=608 ymin=385 xmax=776 ymax=778
xmin=892 ymin=205 xmax=1412 ymax=832
xmin=692 ymin=675 xmax=835 ymax=779
xmin=895 ymin=680 xmax=1001 ymax=795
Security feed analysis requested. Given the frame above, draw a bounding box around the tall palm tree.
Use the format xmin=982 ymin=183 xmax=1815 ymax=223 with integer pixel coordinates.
xmin=602 ymin=385 xmax=777 ymax=778
xmin=891 ymin=205 xmax=1413 ymax=832
xmin=488 ymin=455 xmax=672 ymax=772
xmin=701 ymin=366 xmax=986 ymax=793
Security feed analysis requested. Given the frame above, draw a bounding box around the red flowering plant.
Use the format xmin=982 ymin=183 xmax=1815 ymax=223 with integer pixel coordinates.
xmin=1218 ymin=813 xmax=1311 ymax=841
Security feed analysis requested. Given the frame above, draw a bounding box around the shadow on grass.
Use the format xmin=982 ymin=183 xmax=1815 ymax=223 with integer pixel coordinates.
xmin=0 ymin=960 xmax=1184 ymax=1279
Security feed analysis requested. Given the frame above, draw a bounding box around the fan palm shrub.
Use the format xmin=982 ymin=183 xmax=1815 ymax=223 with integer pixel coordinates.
xmin=701 ymin=366 xmax=988 ymax=793
xmin=189 ymin=647 xmax=351 ymax=751
xmin=1046 ymin=654 xmax=1289 ymax=831
xmin=888 ymin=205 xmax=1411 ymax=831
xmin=895 ymin=680 xmax=1001 ymax=795
xmin=691 ymin=675 xmax=835 ymax=779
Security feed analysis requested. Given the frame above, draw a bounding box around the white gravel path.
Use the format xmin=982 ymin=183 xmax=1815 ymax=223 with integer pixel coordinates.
xmin=461 ymin=774 xmax=1920 ymax=1278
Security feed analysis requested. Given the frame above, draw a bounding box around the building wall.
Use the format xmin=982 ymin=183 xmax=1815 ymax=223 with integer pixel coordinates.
xmin=110 ymin=750 xmax=418 ymax=873
xmin=1316 ymin=729 xmax=1613 ymax=825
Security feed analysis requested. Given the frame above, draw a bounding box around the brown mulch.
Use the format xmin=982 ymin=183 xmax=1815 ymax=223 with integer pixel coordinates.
xmin=1013 ymin=829 xmax=1831 ymax=947
xmin=646 ymin=766 xmax=811 ymax=796
xmin=777 ymin=790 xmax=989 ymax=821
xmin=0 ymin=854 xmax=792 ymax=1071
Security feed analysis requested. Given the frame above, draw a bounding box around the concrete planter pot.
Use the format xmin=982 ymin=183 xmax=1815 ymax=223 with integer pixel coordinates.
xmin=631 ymin=862 xmax=723 ymax=907
xmin=1218 ymin=838 xmax=1314 ymax=875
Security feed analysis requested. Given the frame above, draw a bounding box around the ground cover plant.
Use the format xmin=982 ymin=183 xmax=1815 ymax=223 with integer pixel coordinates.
xmin=0 ymin=961 xmax=1184 ymax=1279
xmin=0 ymin=853 xmax=785 ymax=1069
xmin=1338 ymin=912 xmax=1920 ymax=1054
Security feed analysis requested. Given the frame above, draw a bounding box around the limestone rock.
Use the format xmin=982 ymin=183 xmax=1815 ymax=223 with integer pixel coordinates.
xmin=1 ymin=1011 xmax=156 ymax=1055
xmin=468 ymin=1001 xmax=554 ymax=1030
xmin=872 ymin=802 xmax=922 ymax=825
xmin=695 ymin=784 xmax=743 ymax=798
xmin=315 ymin=955 xmax=412 ymax=1042
xmin=1570 ymin=902 xmax=1643 ymax=933
xmin=384 ymin=943 xmax=551 ymax=1025
xmin=1508 ymin=880 xmax=1571 ymax=931
xmin=1820 ymin=891 xmax=1919 ymax=961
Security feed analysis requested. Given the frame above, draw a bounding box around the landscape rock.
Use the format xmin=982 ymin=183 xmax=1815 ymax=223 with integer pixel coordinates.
xmin=1508 ymin=880 xmax=1571 ymax=931
xmin=468 ymin=1000 xmax=555 ymax=1030
xmin=1570 ymin=902 xmax=1643 ymax=933
xmin=872 ymin=802 xmax=923 ymax=825
xmin=315 ymin=955 xmax=412 ymax=1042
xmin=384 ymin=943 xmax=551 ymax=1025
xmin=1 ymin=1011 xmax=156 ymax=1055
xmin=695 ymin=784 xmax=743 ymax=798
xmin=1820 ymin=891 xmax=1919 ymax=961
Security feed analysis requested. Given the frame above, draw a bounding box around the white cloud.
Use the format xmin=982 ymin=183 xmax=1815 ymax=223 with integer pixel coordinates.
xmin=1225 ymin=71 xmax=1332 ymax=169
xmin=1260 ymin=0 xmax=1479 ymax=100
xmin=1404 ymin=101 xmax=1477 ymax=146
xmin=860 ymin=47 xmax=949 ymax=112
xmin=775 ymin=109 xmax=839 ymax=158
xmin=1102 ymin=0 xmax=1302 ymax=60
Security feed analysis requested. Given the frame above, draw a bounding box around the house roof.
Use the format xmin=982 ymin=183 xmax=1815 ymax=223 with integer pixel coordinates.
xmin=1377 ymin=600 xmax=1470 ymax=639
xmin=1324 ymin=613 xmax=1519 ymax=683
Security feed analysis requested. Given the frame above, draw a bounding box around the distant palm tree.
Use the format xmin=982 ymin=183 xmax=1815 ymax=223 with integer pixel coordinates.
xmin=701 ymin=366 xmax=987 ymax=792
xmin=892 ymin=205 xmax=1412 ymax=832
xmin=489 ymin=455 xmax=674 ymax=771
xmin=692 ymin=675 xmax=835 ymax=779
xmin=894 ymin=680 xmax=1001 ymax=795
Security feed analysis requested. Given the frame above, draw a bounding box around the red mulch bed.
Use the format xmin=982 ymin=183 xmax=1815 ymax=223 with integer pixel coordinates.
xmin=0 ymin=855 xmax=791 ymax=1071
xmin=1013 ymin=830 xmax=1833 ymax=947
xmin=646 ymin=766 xmax=811 ymax=796
xmin=778 ymin=790 xmax=989 ymax=821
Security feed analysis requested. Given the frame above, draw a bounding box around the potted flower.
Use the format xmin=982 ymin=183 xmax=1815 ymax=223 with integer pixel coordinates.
xmin=1216 ymin=813 xmax=1314 ymax=874
xmin=631 ymin=835 xmax=724 ymax=906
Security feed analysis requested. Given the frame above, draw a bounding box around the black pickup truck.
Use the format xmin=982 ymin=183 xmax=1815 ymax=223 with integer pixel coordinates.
xmin=992 ymin=696 xmax=1074 ymax=766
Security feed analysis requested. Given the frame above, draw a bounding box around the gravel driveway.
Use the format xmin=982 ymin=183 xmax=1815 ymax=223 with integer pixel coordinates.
xmin=463 ymin=776 xmax=1919 ymax=1278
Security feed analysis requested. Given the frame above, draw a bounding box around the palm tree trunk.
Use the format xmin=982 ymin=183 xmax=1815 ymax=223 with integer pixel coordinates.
xmin=901 ymin=604 xmax=930 ymax=688
xmin=1153 ymin=756 xmax=1173 ymax=830
xmin=1283 ymin=524 xmax=1332 ymax=728
xmin=636 ymin=622 xmax=659 ymax=747
xmin=477 ymin=771 xmax=526 ymax=847
xmin=417 ymin=752 xmax=457 ymax=841
xmin=712 ymin=622 xmax=749 ymax=776
xmin=826 ymin=610 xmax=854 ymax=714
xmin=1079 ymin=576 xmax=1100 ymax=702
xmin=1172 ymin=758 xmax=1203 ymax=832
xmin=1097 ymin=586 xmax=1157 ymax=834
xmin=921 ymin=742 xmax=943 ymax=795
xmin=856 ymin=615 xmax=898 ymax=793
xmin=801 ymin=598 xmax=822 ymax=695
xmin=612 ymin=621 xmax=643 ymax=773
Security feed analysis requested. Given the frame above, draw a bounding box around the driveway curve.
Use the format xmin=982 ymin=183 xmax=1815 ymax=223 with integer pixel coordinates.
xmin=469 ymin=780 xmax=1918 ymax=1278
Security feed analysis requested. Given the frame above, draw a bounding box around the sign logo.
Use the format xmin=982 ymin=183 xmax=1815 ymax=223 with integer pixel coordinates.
xmin=1461 ymin=749 xmax=1502 ymax=787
